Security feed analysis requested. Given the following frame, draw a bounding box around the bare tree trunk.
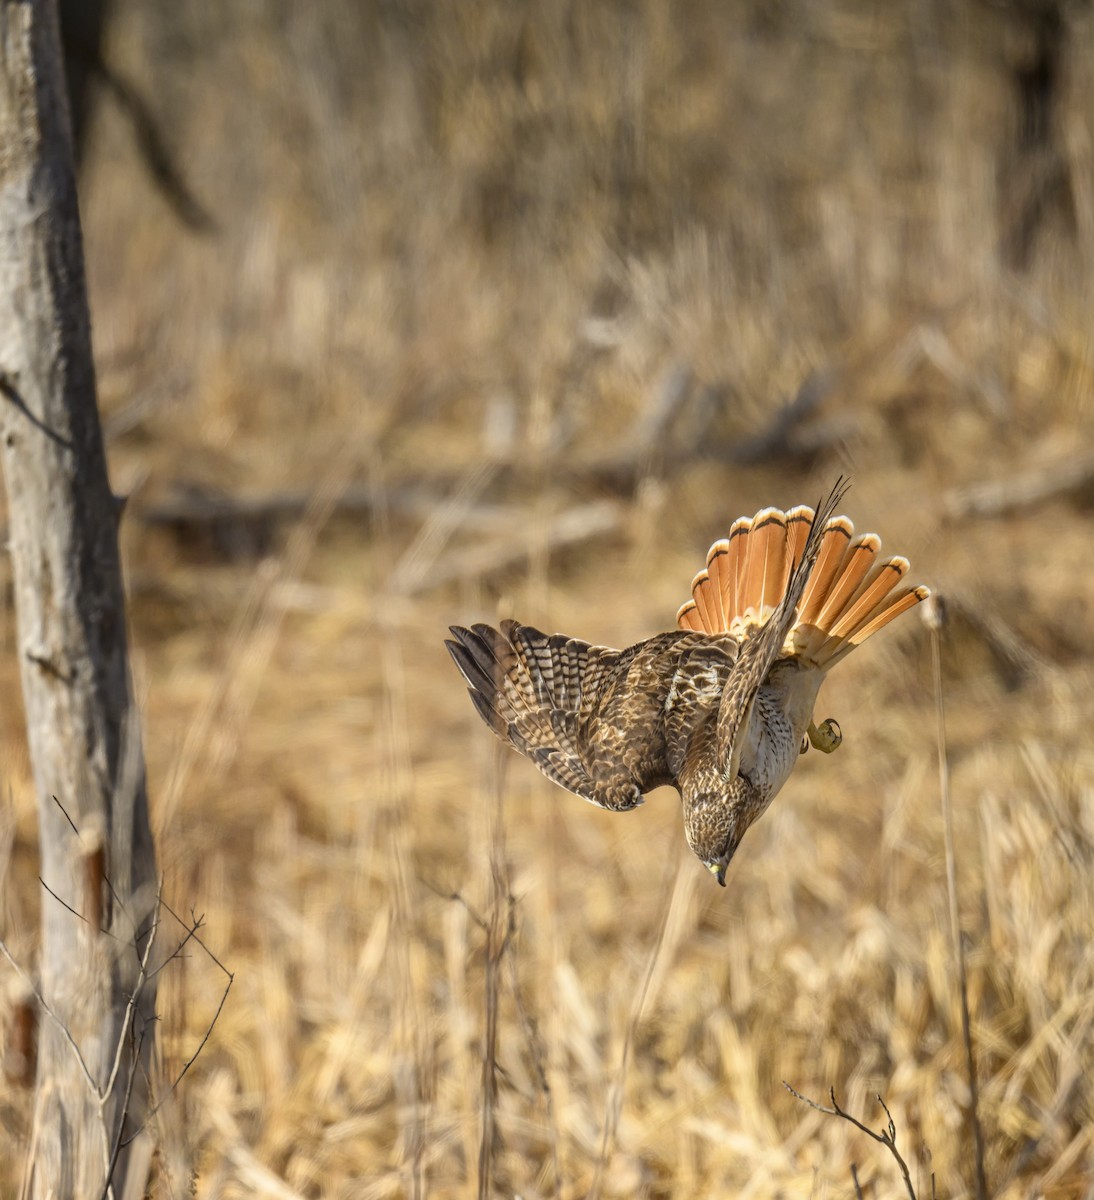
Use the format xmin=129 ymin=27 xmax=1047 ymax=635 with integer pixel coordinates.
xmin=0 ymin=2 xmax=158 ymax=1196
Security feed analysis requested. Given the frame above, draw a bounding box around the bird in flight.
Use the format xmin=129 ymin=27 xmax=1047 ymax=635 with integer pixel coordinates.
xmin=446 ymin=481 xmax=929 ymax=885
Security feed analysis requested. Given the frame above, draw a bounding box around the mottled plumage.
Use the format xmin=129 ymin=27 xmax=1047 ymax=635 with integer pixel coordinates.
xmin=447 ymin=480 xmax=929 ymax=885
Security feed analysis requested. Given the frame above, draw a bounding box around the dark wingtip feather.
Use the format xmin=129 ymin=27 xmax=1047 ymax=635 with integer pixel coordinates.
xmin=445 ymin=637 xmax=496 ymax=698
xmin=446 ymin=626 xmax=512 ymax=737
xmin=467 ymin=684 xmax=508 ymax=737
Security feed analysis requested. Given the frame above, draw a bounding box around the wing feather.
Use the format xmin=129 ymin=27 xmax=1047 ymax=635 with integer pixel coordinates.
xmin=446 ymin=622 xmax=675 ymax=811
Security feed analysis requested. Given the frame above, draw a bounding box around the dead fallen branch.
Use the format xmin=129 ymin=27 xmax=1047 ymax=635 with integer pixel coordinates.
xmin=393 ymin=499 xmax=625 ymax=595
xmin=589 ymin=367 xmax=846 ymax=489
xmin=945 ymin=451 xmax=1094 ymax=520
xmin=720 ymin=367 xmax=843 ymax=465
xmin=138 ymin=481 xmax=517 ymax=541
xmin=133 ymin=371 xmax=847 ymax=556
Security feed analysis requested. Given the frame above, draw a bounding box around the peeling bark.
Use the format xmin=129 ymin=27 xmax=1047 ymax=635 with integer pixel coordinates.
xmin=0 ymin=2 xmax=157 ymax=1195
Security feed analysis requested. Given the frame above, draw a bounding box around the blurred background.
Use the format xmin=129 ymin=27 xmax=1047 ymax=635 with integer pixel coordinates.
xmin=2 ymin=0 xmax=1093 ymax=1195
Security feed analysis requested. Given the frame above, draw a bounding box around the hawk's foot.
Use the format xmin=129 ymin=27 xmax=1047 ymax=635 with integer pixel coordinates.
xmin=808 ymin=718 xmax=842 ymax=754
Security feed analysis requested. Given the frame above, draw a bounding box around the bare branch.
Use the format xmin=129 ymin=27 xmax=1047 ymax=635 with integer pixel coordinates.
xmin=404 ymin=499 xmax=623 ymax=595
xmin=102 ymin=879 xmax=163 ymax=1105
xmin=101 ymin=1025 xmax=146 ymax=1200
xmin=783 ymin=1083 xmax=919 ymax=1200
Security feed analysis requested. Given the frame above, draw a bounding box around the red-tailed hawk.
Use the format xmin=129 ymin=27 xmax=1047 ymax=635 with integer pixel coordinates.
xmin=446 ymin=482 xmax=929 ymax=884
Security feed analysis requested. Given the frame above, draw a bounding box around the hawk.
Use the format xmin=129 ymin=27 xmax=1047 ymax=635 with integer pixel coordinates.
xmin=446 ymin=481 xmax=929 ymax=885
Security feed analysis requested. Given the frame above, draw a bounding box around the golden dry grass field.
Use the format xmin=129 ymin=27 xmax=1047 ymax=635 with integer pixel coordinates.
xmin=2 ymin=2 xmax=1094 ymax=1196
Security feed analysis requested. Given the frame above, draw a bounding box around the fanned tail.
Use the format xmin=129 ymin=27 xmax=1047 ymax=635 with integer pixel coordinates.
xmin=676 ymin=484 xmax=929 ymax=669
xmin=789 ymin=549 xmax=930 ymax=669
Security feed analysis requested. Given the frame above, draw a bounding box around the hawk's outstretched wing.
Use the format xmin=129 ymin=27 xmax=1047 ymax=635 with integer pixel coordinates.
xmin=446 ymin=621 xmax=695 ymax=811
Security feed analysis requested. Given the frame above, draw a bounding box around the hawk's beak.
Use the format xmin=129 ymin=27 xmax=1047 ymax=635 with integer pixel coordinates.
xmin=707 ymin=861 xmax=727 ymax=887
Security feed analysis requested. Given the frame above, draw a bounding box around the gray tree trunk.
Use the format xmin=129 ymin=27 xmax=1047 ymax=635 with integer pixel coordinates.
xmin=0 ymin=2 xmax=158 ymax=1196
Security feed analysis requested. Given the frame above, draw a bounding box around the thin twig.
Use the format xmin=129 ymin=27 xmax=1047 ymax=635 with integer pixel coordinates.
xmin=783 ymin=1084 xmax=917 ymax=1200
xmin=442 ymin=877 xmax=554 ymax=1193
xmin=102 ymin=878 xmax=162 ymax=1103
xmin=148 ymin=913 xmax=207 ymax=982
xmin=48 ymin=794 xmax=129 ymax=940
xmin=37 ymin=875 xmax=90 ymax=924
xmin=424 ymin=881 xmax=489 ymax=934
xmin=117 ymin=895 xmax=233 ymax=1142
xmin=50 ymin=792 xmax=81 ymax=836
xmin=850 ymin=1162 xmax=865 ymax=1200
xmin=159 ymin=897 xmax=233 ymax=975
xmin=101 ymin=1025 xmax=146 ymax=1200
xmin=124 ymin=967 xmax=233 ymax=1144
xmin=12 ymin=806 xmax=233 ymax=1191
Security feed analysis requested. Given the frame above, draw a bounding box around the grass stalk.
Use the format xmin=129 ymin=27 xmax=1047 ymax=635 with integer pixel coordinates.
xmin=926 ymin=596 xmax=988 ymax=1200
xmin=478 ymin=754 xmax=515 ymax=1200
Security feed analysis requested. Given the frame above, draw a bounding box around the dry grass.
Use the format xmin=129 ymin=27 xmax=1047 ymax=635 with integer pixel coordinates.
xmin=2 ymin=0 xmax=1094 ymax=1195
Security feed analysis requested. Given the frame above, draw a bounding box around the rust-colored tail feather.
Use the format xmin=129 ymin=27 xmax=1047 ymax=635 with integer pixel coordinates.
xmin=676 ymin=490 xmax=928 ymax=669
xmin=795 ymin=517 xmax=854 ymax=629
xmin=678 ymin=516 xmax=752 ymax=634
xmin=814 ymin=533 xmax=881 ymax=630
xmin=839 ymin=584 xmax=931 ymax=647
xmin=737 ymin=508 xmax=791 ymax=630
xmin=785 ymin=504 xmax=813 ymax=573
xmin=677 ymin=600 xmax=705 ymax=633
xmin=827 ymin=556 xmax=910 ymax=640
xmin=688 ymin=557 xmax=720 ymax=634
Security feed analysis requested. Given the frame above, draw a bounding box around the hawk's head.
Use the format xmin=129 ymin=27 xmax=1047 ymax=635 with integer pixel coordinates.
xmin=681 ymin=776 xmax=763 ymax=887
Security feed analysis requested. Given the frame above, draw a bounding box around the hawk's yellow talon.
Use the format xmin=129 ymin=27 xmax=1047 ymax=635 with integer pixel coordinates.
xmin=808 ymin=718 xmax=842 ymax=754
